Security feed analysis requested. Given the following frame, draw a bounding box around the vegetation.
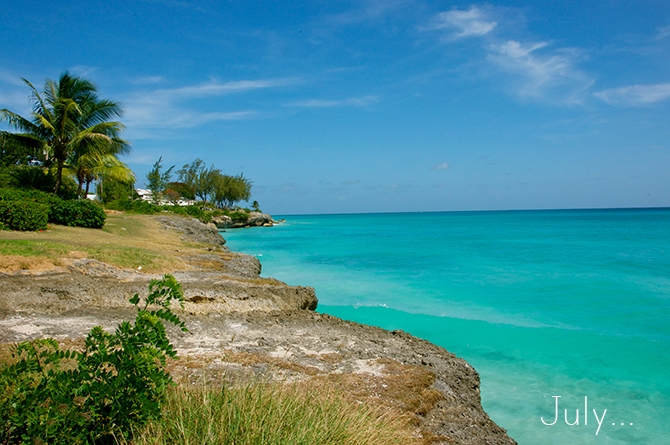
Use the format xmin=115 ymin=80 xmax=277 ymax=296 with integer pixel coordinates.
xmin=0 ymin=72 xmax=260 ymax=222
xmin=0 ymin=213 xmax=202 ymax=273
xmin=98 ymin=176 xmax=137 ymax=204
xmin=176 ymin=158 xmax=252 ymax=209
xmin=0 ymin=72 xmax=132 ymax=196
xmin=50 ymin=199 xmax=106 ymax=229
xmin=0 ymin=187 xmax=105 ymax=230
xmin=145 ymin=157 xmax=174 ymax=205
xmin=0 ymin=275 xmax=187 ymax=445
xmin=0 ymin=200 xmax=49 ymax=231
xmin=126 ymin=383 xmax=419 ymax=445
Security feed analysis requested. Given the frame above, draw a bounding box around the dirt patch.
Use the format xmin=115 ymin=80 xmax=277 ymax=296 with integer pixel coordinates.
xmin=0 ymin=255 xmax=60 ymax=273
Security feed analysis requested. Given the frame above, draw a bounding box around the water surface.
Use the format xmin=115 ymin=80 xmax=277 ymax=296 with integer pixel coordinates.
xmin=222 ymin=209 xmax=670 ymax=444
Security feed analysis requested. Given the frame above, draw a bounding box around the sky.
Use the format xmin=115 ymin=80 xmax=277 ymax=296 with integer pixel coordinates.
xmin=1 ymin=0 xmax=669 ymax=215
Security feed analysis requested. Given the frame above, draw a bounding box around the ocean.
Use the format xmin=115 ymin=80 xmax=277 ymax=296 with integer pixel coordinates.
xmin=221 ymin=209 xmax=670 ymax=444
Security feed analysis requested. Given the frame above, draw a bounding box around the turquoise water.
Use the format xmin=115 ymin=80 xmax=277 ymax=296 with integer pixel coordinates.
xmin=221 ymin=209 xmax=670 ymax=444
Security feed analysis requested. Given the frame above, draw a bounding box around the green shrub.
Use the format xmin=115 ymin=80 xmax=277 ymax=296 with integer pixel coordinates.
xmin=50 ymin=200 xmax=106 ymax=228
xmin=106 ymin=199 xmax=159 ymax=215
xmin=226 ymin=210 xmax=251 ymax=223
xmin=183 ymin=205 xmax=204 ymax=219
xmin=0 ymin=187 xmax=62 ymax=207
xmin=0 ymin=275 xmax=187 ymax=445
xmin=0 ymin=200 xmax=49 ymax=231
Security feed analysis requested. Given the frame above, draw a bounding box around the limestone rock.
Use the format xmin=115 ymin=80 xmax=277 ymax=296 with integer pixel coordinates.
xmin=211 ymin=215 xmax=233 ymax=229
xmin=244 ymin=212 xmax=275 ymax=227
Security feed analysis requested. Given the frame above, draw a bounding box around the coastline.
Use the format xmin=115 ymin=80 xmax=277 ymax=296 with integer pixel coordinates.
xmin=0 ymin=214 xmax=516 ymax=444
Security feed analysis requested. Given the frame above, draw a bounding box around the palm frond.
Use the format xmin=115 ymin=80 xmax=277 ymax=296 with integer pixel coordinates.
xmin=0 ymin=109 xmax=40 ymax=133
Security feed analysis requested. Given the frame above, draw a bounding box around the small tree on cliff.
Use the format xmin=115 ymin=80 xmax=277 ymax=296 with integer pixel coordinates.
xmin=146 ymin=157 xmax=174 ymax=204
xmin=212 ymin=173 xmax=252 ymax=209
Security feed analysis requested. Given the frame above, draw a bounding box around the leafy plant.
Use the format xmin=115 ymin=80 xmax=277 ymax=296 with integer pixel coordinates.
xmin=0 ymin=275 xmax=187 ymax=444
xmin=0 ymin=200 xmax=49 ymax=231
xmin=50 ymin=199 xmax=106 ymax=228
xmin=145 ymin=157 xmax=174 ymax=205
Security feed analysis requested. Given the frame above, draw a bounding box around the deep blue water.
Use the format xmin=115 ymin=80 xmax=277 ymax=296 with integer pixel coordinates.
xmin=222 ymin=209 xmax=670 ymax=444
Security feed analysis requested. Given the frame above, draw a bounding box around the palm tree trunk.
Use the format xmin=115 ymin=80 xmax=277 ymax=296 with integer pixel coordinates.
xmin=54 ymin=160 xmax=64 ymax=194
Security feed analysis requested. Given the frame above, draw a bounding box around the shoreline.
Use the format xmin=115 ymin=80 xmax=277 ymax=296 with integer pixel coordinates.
xmin=0 ymin=214 xmax=517 ymax=444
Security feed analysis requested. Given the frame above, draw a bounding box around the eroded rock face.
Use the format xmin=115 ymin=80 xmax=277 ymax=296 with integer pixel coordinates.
xmin=210 ymin=215 xmax=233 ymax=229
xmin=156 ymin=215 xmax=227 ymax=247
xmin=211 ymin=212 xmax=276 ymax=229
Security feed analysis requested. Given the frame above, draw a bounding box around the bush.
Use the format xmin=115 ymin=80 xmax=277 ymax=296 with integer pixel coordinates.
xmin=0 ymin=187 xmax=62 ymax=207
xmin=50 ymin=200 xmax=106 ymax=228
xmin=106 ymin=198 xmax=160 ymax=215
xmin=0 ymin=200 xmax=49 ymax=231
xmin=0 ymin=275 xmax=187 ymax=445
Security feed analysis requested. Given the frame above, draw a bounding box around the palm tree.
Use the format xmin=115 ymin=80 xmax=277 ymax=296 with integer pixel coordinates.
xmin=0 ymin=72 xmax=130 ymax=194
xmin=67 ymin=150 xmax=135 ymax=197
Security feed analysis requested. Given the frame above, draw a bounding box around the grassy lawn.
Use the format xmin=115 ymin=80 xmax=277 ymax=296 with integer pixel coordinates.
xmin=0 ymin=213 xmax=205 ymax=273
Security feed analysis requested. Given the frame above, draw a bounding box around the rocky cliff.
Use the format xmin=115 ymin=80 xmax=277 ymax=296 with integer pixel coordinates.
xmin=0 ymin=215 xmax=516 ymax=445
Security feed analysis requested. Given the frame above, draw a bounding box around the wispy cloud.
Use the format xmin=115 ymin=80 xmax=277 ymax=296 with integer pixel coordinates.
xmin=487 ymin=41 xmax=592 ymax=101
xmin=431 ymin=162 xmax=450 ymax=170
xmin=129 ymin=75 xmax=165 ymax=85
xmin=285 ymin=95 xmax=378 ymax=108
xmin=426 ymin=6 xmax=497 ymax=37
xmin=425 ymin=6 xmax=592 ymax=104
xmin=0 ymin=71 xmax=33 ymax=115
xmin=594 ymin=83 xmax=670 ymax=106
xmin=0 ymin=70 xmax=26 ymax=86
xmin=154 ymin=78 xmax=300 ymax=100
xmin=119 ymin=77 xmax=298 ymax=137
xmin=655 ymin=25 xmax=670 ymax=40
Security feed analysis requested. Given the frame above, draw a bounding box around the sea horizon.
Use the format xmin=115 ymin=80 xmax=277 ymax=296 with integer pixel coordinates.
xmin=273 ymin=205 xmax=670 ymax=218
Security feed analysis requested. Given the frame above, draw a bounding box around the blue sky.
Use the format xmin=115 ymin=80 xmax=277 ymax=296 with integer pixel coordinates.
xmin=1 ymin=0 xmax=669 ymax=214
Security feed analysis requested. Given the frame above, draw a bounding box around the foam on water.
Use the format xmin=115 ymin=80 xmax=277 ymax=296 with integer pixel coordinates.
xmin=222 ymin=209 xmax=670 ymax=444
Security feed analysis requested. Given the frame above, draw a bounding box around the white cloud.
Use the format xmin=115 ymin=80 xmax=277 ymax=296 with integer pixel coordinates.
xmin=426 ymin=7 xmax=593 ymax=103
xmin=487 ymin=40 xmax=591 ymax=100
xmin=594 ymin=83 xmax=670 ymax=106
xmin=428 ymin=6 xmax=497 ymax=37
xmin=286 ymin=95 xmax=378 ymax=108
xmin=155 ymin=78 xmax=300 ymax=100
xmin=431 ymin=162 xmax=450 ymax=170
xmin=120 ymin=77 xmax=296 ymax=136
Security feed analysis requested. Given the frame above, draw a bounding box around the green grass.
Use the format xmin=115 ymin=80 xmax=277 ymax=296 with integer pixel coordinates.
xmin=0 ymin=239 xmax=72 ymax=257
xmin=127 ymin=383 xmax=421 ymax=445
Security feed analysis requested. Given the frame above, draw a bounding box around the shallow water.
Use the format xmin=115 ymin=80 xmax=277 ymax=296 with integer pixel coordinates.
xmin=222 ymin=209 xmax=670 ymax=444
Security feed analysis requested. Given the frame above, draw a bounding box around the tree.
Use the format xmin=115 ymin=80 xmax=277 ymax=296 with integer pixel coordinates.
xmin=0 ymin=131 xmax=41 ymax=167
xmin=212 ymin=173 xmax=252 ymax=209
xmin=0 ymin=72 xmax=129 ymax=194
xmin=146 ymin=157 xmax=174 ymax=204
xmin=98 ymin=175 xmax=136 ymax=204
xmin=166 ymin=182 xmax=195 ymax=201
xmin=177 ymin=158 xmax=219 ymax=205
xmin=67 ymin=150 xmax=135 ymax=197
